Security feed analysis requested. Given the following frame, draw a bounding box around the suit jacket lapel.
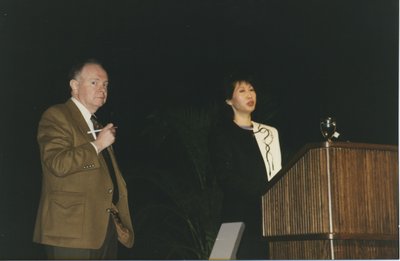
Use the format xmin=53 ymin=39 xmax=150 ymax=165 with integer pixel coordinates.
xmin=65 ymin=99 xmax=95 ymax=142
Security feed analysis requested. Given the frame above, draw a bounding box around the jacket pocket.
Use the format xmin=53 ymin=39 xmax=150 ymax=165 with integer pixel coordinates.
xmin=44 ymin=191 xmax=85 ymax=239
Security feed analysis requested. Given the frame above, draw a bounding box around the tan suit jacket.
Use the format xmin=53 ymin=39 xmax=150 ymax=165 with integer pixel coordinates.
xmin=33 ymin=99 xmax=134 ymax=249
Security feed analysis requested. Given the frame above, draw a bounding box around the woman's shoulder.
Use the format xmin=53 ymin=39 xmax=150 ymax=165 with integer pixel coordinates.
xmin=210 ymin=120 xmax=234 ymax=138
xmin=252 ymin=121 xmax=279 ymax=132
xmin=211 ymin=119 xmax=253 ymax=146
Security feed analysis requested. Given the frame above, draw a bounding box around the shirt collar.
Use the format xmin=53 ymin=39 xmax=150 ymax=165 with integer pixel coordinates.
xmin=71 ymin=97 xmax=93 ymax=124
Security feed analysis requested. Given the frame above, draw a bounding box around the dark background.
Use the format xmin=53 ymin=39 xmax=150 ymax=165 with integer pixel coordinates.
xmin=0 ymin=0 xmax=398 ymax=259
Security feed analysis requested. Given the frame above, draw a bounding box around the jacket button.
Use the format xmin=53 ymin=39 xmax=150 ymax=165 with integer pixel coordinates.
xmin=106 ymin=208 xmax=111 ymax=213
xmin=108 ymin=188 xmax=113 ymax=194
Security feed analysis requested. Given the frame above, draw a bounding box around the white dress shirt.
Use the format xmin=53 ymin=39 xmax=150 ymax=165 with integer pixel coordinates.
xmin=71 ymin=97 xmax=99 ymax=153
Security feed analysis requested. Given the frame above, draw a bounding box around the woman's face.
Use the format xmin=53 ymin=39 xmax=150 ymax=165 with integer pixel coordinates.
xmin=226 ymin=81 xmax=257 ymax=115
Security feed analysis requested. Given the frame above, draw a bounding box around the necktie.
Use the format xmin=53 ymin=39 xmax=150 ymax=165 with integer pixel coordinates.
xmin=91 ymin=115 xmax=119 ymax=204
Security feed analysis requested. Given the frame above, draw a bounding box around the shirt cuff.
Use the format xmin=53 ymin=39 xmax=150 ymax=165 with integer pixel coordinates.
xmin=90 ymin=142 xmax=99 ymax=154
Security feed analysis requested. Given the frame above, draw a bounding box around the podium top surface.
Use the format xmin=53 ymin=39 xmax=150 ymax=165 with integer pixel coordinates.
xmin=310 ymin=141 xmax=397 ymax=151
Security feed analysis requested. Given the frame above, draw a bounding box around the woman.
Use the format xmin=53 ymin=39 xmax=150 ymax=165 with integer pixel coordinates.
xmin=210 ymin=78 xmax=282 ymax=259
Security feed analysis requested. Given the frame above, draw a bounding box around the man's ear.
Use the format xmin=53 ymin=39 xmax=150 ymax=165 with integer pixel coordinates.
xmin=70 ymin=79 xmax=79 ymax=93
xmin=225 ymin=99 xmax=232 ymax=106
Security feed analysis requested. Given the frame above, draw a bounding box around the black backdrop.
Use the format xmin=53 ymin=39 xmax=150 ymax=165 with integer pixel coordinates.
xmin=0 ymin=0 xmax=398 ymax=259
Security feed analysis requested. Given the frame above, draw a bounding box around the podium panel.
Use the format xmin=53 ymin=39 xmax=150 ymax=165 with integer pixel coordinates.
xmin=268 ymin=239 xmax=399 ymax=259
xmin=262 ymin=142 xmax=398 ymax=259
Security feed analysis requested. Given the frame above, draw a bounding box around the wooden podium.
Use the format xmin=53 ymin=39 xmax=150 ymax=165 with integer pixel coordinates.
xmin=262 ymin=142 xmax=398 ymax=259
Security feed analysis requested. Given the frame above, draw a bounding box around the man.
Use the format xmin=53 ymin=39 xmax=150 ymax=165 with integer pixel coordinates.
xmin=33 ymin=59 xmax=134 ymax=259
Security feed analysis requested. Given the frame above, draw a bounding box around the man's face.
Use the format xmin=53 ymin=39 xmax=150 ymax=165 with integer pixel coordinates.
xmin=70 ymin=64 xmax=109 ymax=113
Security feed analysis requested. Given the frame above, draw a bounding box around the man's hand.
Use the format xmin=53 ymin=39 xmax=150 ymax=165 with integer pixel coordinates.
xmin=112 ymin=214 xmax=132 ymax=247
xmin=93 ymin=123 xmax=116 ymax=152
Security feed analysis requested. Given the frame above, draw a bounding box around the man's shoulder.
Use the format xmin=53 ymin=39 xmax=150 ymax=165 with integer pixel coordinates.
xmin=43 ymin=100 xmax=74 ymax=114
xmin=41 ymin=100 xmax=77 ymax=122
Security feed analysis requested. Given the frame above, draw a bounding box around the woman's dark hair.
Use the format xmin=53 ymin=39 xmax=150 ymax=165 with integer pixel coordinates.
xmin=223 ymin=74 xmax=256 ymax=100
